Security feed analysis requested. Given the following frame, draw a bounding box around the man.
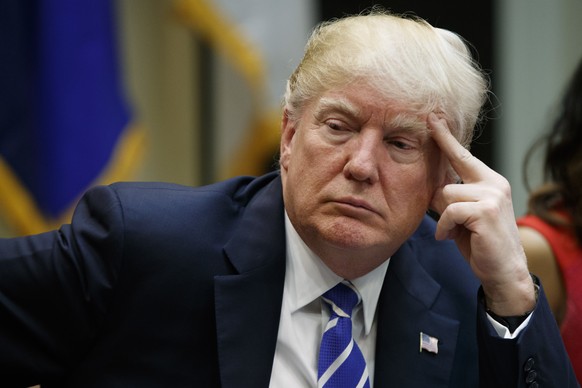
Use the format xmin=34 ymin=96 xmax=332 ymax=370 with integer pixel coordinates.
xmin=0 ymin=10 xmax=577 ymax=388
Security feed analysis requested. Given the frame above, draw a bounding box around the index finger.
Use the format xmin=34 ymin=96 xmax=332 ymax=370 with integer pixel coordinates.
xmin=428 ymin=112 xmax=486 ymax=183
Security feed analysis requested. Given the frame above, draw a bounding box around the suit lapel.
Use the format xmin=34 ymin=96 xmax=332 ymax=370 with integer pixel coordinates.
xmin=374 ymin=240 xmax=461 ymax=387
xmin=214 ymin=177 xmax=286 ymax=388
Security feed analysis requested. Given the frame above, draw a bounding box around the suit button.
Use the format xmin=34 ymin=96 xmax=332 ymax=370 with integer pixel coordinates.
xmin=524 ymin=357 xmax=535 ymax=372
xmin=525 ymin=370 xmax=537 ymax=384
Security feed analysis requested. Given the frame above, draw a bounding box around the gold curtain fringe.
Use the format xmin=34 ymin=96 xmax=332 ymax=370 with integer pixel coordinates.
xmin=0 ymin=122 xmax=147 ymax=236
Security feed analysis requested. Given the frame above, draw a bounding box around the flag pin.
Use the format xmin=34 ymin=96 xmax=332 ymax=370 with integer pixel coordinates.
xmin=420 ymin=332 xmax=439 ymax=354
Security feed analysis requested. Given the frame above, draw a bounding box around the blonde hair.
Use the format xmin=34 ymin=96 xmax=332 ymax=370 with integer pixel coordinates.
xmin=283 ymin=10 xmax=489 ymax=147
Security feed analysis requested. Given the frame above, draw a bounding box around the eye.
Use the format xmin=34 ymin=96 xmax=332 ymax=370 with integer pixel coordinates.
xmin=325 ymin=119 xmax=349 ymax=132
xmin=319 ymin=118 xmax=355 ymax=144
xmin=387 ymin=139 xmax=415 ymax=151
xmin=384 ymin=133 xmax=426 ymax=164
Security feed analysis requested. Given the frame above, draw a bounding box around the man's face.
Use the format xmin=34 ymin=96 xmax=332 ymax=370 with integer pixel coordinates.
xmin=280 ymin=83 xmax=445 ymax=276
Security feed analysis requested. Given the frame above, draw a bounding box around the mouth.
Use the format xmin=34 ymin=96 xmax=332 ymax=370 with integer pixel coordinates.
xmin=334 ymin=197 xmax=380 ymax=216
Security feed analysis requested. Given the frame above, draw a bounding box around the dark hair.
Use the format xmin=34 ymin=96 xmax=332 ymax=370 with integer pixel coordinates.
xmin=523 ymin=58 xmax=582 ymax=244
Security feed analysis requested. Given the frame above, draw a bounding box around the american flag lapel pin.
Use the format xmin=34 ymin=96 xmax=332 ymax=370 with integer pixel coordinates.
xmin=420 ymin=332 xmax=439 ymax=354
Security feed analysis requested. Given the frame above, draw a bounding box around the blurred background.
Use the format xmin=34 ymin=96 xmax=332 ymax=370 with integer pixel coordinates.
xmin=1 ymin=0 xmax=581 ymax=237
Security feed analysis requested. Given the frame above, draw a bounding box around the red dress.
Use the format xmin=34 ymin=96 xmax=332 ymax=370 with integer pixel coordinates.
xmin=518 ymin=214 xmax=582 ymax=381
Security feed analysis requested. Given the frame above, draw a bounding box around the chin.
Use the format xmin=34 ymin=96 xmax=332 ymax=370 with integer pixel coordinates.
xmin=322 ymin=221 xmax=388 ymax=250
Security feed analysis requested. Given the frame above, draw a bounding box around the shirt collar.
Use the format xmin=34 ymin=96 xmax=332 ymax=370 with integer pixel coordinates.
xmin=284 ymin=212 xmax=390 ymax=335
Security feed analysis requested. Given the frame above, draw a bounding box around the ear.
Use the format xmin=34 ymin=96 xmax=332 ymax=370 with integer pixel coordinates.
xmin=279 ymin=108 xmax=296 ymax=170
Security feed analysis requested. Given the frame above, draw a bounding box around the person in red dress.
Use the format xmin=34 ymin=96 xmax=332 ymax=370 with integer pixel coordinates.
xmin=518 ymin=56 xmax=582 ymax=382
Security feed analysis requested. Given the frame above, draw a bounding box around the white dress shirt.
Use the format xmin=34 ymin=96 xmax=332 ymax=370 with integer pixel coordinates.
xmin=269 ymin=213 xmax=389 ymax=387
xmin=268 ymin=213 xmax=531 ymax=387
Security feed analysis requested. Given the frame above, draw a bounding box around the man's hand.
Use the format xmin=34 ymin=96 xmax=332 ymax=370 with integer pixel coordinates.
xmin=428 ymin=113 xmax=536 ymax=316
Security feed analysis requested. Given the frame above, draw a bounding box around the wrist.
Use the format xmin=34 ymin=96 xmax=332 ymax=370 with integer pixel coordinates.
xmin=484 ymin=274 xmax=539 ymax=317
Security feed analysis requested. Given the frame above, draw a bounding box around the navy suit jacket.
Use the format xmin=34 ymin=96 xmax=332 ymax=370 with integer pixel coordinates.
xmin=0 ymin=172 xmax=577 ymax=387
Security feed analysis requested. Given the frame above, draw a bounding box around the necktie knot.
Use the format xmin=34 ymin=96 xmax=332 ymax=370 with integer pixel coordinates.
xmin=322 ymin=282 xmax=360 ymax=319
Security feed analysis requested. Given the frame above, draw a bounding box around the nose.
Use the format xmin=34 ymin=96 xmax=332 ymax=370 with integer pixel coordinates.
xmin=343 ymin=130 xmax=380 ymax=184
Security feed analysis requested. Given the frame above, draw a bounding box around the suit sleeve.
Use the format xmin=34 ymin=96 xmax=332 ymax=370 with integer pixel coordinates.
xmin=0 ymin=185 xmax=124 ymax=385
xmin=477 ymin=282 xmax=579 ymax=387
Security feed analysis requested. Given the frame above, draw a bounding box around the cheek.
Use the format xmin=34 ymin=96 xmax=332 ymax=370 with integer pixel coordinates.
xmin=289 ymin=130 xmax=337 ymax=176
xmin=385 ymin=161 xmax=435 ymax=208
xmin=284 ymin=135 xmax=316 ymax=190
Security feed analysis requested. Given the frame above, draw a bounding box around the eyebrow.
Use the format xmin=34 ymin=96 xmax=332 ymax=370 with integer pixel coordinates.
xmin=386 ymin=113 xmax=430 ymax=136
xmin=313 ymin=97 xmax=361 ymax=119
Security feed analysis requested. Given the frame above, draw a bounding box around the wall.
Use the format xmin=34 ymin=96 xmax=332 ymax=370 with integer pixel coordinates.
xmin=495 ymin=0 xmax=582 ymax=216
xmin=117 ymin=0 xmax=200 ymax=186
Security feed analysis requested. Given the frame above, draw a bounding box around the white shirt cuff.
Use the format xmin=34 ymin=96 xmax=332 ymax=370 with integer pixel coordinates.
xmin=486 ymin=312 xmax=533 ymax=339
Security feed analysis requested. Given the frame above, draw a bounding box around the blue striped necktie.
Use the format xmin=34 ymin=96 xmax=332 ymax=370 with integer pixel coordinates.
xmin=318 ymin=281 xmax=371 ymax=388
